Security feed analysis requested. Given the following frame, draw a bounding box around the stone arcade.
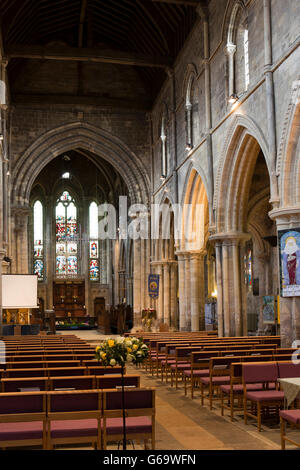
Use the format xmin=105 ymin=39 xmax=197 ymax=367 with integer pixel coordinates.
xmin=0 ymin=0 xmax=299 ymax=346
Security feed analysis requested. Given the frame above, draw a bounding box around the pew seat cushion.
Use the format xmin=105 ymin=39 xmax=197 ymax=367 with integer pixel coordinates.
xmin=0 ymin=421 xmax=44 ymax=441
xmin=50 ymin=419 xmax=98 ymax=438
xmin=104 ymin=416 xmax=152 ymax=435
xmin=246 ymin=390 xmax=285 ymax=402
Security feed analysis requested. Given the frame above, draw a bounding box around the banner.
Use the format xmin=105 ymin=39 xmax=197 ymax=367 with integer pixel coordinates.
xmin=148 ymin=274 xmax=159 ymax=298
xmin=278 ymin=229 xmax=300 ymax=297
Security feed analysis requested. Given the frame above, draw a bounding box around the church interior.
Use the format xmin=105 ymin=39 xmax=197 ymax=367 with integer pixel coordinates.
xmin=0 ymin=0 xmax=299 ymax=452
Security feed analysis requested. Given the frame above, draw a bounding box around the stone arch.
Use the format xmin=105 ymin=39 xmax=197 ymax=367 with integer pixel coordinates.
xmin=11 ymin=121 xmax=150 ymax=207
xmin=181 ymin=166 xmax=209 ymax=252
xmin=277 ymin=86 xmax=300 ymax=206
xmin=214 ymin=114 xmax=270 ymax=232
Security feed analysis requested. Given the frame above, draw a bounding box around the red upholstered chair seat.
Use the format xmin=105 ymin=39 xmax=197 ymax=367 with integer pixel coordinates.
xmin=49 ymin=419 xmax=98 ymax=438
xmin=246 ymin=390 xmax=285 ymax=402
xmin=0 ymin=421 xmax=44 ymax=441
xmin=280 ymin=410 xmax=300 ymax=425
xmin=103 ymin=416 xmax=152 ymax=435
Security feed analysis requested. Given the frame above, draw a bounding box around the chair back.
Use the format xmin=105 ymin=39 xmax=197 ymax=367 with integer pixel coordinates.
xmin=242 ymin=362 xmax=278 ymax=384
xmin=278 ymin=361 xmax=300 ymax=378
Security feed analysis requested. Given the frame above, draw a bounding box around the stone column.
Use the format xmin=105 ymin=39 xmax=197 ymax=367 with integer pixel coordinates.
xmin=133 ymin=239 xmax=141 ymax=325
xmin=157 ymin=263 xmax=164 ymax=324
xmin=13 ymin=207 xmax=30 ymax=274
xmin=177 ymin=254 xmax=186 ymax=331
xmin=170 ymin=261 xmax=178 ymax=329
xmin=263 ymin=0 xmax=279 ymax=205
xmin=232 ymin=239 xmax=242 ymax=336
xmin=190 ymin=253 xmax=201 ymax=331
xmin=215 ymin=243 xmax=224 ymax=337
xmin=184 ymin=254 xmax=191 ymax=330
xmin=0 ymin=248 xmax=7 ymax=336
xmin=225 ymin=43 xmax=237 ymax=98
xmin=163 ymin=263 xmax=170 ymax=326
xmin=269 ymin=208 xmax=300 ymax=346
xmin=222 ymin=241 xmax=231 ymax=336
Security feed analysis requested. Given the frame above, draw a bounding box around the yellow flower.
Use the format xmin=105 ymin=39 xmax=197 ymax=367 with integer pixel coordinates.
xmin=101 ymin=352 xmax=106 ymax=359
xmin=96 ymin=346 xmax=101 ymax=352
xmin=127 ymin=347 xmax=132 ymax=353
xmin=108 ymin=340 xmax=115 ymax=348
xmin=133 ymin=344 xmax=138 ymax=351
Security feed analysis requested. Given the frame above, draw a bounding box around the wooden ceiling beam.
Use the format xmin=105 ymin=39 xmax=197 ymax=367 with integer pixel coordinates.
xmin=5 ymin=44 xmax=172 ymax=68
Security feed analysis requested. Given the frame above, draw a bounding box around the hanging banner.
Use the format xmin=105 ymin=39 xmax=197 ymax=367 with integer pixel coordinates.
xmin=148 ymin=274 xmax=159 ymax=298
xmin=278 ymin=229 xmax=300 ymax=297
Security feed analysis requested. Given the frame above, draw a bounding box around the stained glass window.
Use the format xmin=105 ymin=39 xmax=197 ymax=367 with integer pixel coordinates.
xmin=55 ymin=191 xmax=78 ymax=277
xmin=244 ymin=248 xmax=253 ymax=291
xmin=89 ymin=202 xmax=100 ymax=281
xmin=33 ymin=201 xmax=44 ymax=280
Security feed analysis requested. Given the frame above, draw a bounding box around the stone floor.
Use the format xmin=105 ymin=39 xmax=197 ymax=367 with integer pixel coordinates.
xmin=55 ymin=330 xmax=299 ymax=451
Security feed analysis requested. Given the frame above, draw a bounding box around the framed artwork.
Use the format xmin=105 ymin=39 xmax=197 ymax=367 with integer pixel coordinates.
xmin=278 ymin=229 xmax=300 ymax=297
xmin=262 ymin=296 xmax=275 ymax=324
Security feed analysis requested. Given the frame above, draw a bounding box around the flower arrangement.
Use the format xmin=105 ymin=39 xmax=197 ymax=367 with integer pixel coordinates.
xmin=95 ymin=336 xmax=149 ymax=367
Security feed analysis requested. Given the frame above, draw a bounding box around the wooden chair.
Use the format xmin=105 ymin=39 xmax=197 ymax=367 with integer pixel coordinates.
xmin=102 ymin=388 xmax=155 ymax=450
xmin=280 ymin=410 xmax=300 ymax=449
xmin=46 ymin=390 xmax=102 ymax=449
xmin=242 ymin=362 xmax=284 ymax=431
xmin=0 ymin=391 xmax=47 ymax=449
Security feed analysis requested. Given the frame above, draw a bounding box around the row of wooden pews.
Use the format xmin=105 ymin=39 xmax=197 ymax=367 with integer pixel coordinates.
xmin=0 ymin=334 xmax=156 ymax=450
xmin=129 ymin=331 xmax=300 ymax=449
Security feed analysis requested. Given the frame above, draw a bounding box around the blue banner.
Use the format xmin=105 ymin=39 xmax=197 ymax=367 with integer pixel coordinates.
xmin=148 ymin=274 xmax=159 ymax=298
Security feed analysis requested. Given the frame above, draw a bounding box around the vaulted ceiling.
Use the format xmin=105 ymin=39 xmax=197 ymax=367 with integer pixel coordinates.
xmin=0 ymin=0 xmax=207 ymax=109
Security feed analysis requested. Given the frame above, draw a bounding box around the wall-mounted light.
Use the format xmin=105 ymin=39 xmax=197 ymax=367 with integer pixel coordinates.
xmin=212 ymin=289 xmax=217 ymax=298
xmin=0 ymin=135 xmax=3 ymax=141
xmin=228 ymin=93 xmax=238 ymax=104
xmin=6 ymin=170 xmax=10 ymax=176
xmin=160 ymin=174 xmax=166 ymax=181
xmin=185 ymin=143 xmax=192 ymax=151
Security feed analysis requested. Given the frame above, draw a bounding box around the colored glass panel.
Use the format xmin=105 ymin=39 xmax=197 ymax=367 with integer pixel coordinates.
xmin=90 ymin=241 xmax=98 ymax=258
xmin=67 ymin=243 xmax=77 ymax=254
xmin=34 ymin=260 xmax=43 ymax=280
xmin=67 ymin=256 xmax=78 ymax=274
xmin=34 ymin=245 xmax=43 ymax=258
xmin=56 ymin=256 xmax=66 ymax=274
xmin=90 ymin=259 xmax=99 ymax=280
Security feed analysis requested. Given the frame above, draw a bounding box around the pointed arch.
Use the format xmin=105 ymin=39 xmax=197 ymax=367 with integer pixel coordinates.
xmin=11 ymin=121 xmax=150 ymax=207
xmin=215 ymin=114 xmax=270 ymax=233
xmin=277 ymin=85 xmax=300 ymax=206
